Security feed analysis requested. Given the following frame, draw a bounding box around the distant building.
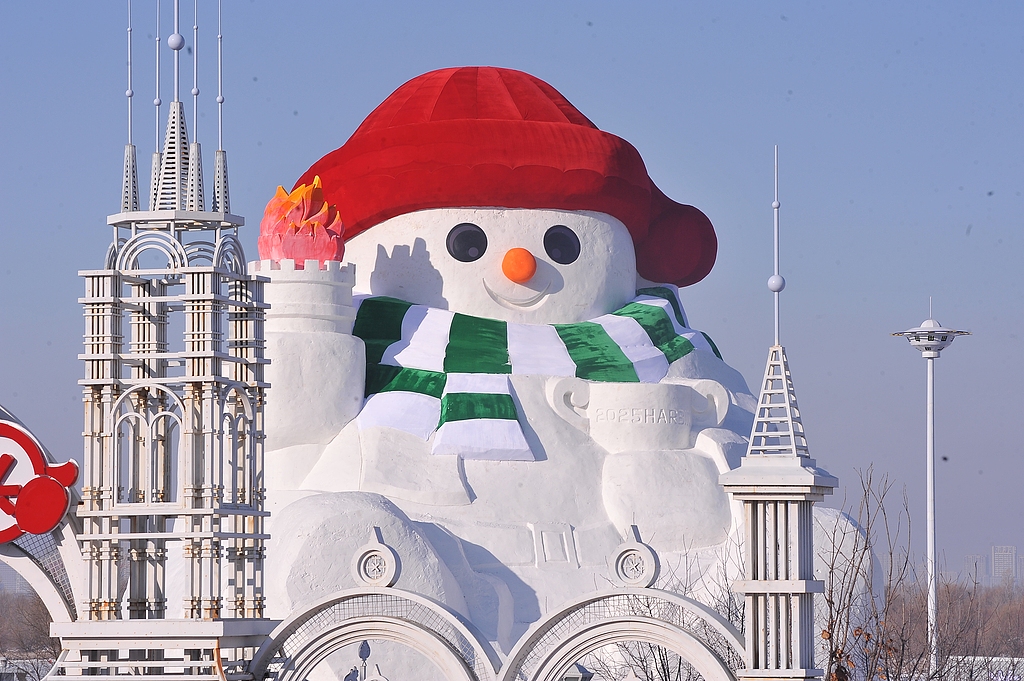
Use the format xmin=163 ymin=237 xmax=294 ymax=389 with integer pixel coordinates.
xmin=0 ymin=655 xmax=19 ymax=679
xmin=992 ymin=545 xmax=1017 ymax=585
xmin=0 ymin=562 xmax=32 ymax=595
xmin=964 ymin=554 xmax=987 ymax=584
xmin=0 ymin=657 xmax=25 ymax=681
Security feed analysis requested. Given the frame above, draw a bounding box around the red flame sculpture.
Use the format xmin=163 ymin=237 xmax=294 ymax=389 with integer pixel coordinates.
xmin=258 ymin=175 xmax=345 ymax=266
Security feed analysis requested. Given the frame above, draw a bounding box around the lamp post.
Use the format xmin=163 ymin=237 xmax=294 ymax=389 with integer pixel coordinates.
xmin=892 ymin=315 xmax=969 ymax=675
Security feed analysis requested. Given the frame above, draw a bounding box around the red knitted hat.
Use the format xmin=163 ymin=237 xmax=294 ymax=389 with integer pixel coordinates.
xmin=295 ymin=66 xmax=717 ymax=286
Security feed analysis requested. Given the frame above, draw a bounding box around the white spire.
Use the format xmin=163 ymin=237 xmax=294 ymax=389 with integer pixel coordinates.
xmin=121 ymin=0 xmax=139 ymax=212
xmin=722 ymin=148 xmax=836 ymax=681
xmin=746 ymin=346 xmax=809 ymax=457
xmin=191 ymin=0 xmax=199 ymax=143
xmin=212 ymin=149 xmax=230 ymax=213
xmin=149 ymin=0 xmax=162 ymax=211
xmin=217 ymin=0 xmax=224 ymax=151
xmin=155 ymin=101 xmax=190 ymax=210
xmin=171 ymin=0 xmax=182 ymax=102
xmin=186 ymin=142 xmax=204 ymax=211
xmin=746 ymin=146 xmax=808 ymax=459
xmin=126 ymin=0 xmax=134 ymax=147
xmin=768 ymin=145 xmax=786 ymax=345
xmin=121 ymin=144 xmax=139 ymax=213
xmin=121 ymin=0 xmax=227 ymax=215
xmin=184 ymin=0 xmax=204 ymax=210
xmin=211 ymin=0 xmax=231 ymax=213
xmin=153 ymin=0 xmax=162 ymax=149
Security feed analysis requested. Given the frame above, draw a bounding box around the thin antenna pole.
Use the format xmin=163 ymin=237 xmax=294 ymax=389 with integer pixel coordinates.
xmin=217 ymin=0 xmax=224 ymax=150
xmin=126 ymin=0 xmax=133 ymax=145
xmin=929 ymin=296 xmax=933 ymax=319
xmin=192 ymin=0 xmax=199 ymax=142
xmin=926 ymin=353 xmax=937 ymax=674
xmin=154 ymin=0 xmax=161 ymax=152
xmin=173 ymin=0 xmax=180 ymax=102
xmin=773 ymin=145 xmax=781 ymax=346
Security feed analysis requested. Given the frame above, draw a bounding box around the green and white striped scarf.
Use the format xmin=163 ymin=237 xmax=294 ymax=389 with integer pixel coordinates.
xmin=352 ymin=286 xmax=722 ymax=461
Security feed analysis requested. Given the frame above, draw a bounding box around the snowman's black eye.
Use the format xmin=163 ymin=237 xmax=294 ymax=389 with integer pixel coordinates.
xmin=543 ymin=225 xmax=581 ymax=265
xmin=447 ymin=223 xmax=488 ymax=262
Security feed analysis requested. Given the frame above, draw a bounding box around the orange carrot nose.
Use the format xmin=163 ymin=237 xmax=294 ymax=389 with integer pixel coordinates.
xmin=502 ymin=248 xmax=537 ymax=284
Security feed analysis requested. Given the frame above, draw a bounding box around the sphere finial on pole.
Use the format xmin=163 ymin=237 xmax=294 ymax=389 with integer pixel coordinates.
xmin=126 ymin=0 xmax=133 ymax=146
xmin=191 ymin=0 xmax=199 ymax=143
xmin=168 ymin=0 xmax=183 ymax=102
xmin=767 ymin=145 xmax=787 ymax=346
xmin=154 ymin=0 xmax=161 ymax=153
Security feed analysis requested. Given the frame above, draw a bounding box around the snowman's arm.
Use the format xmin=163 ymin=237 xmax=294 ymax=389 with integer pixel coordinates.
xmin=259 ymin=260 xmax=367 ymax=453
xmin=265 ymin=331 xmax=366 ymax=451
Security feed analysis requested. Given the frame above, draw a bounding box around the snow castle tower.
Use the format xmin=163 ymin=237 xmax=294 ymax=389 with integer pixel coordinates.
xmin=248 ymin=257 xmax=360 ymax=477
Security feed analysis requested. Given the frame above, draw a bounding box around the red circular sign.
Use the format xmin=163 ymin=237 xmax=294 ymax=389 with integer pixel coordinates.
xmin=0 ymin=420 xmax=78 ymax=543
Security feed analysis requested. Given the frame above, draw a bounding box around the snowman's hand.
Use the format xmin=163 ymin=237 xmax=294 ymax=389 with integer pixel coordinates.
xmin=368 ymin=238 xmax=447 ymax=308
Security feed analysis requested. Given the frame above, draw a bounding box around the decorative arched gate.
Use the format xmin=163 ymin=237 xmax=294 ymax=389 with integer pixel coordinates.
xmin=246 ymin=587 xmax=743 ymax=681
xmin=248 ymin=589 xmax=501 ymax=681
xmin=498 ymin=588 xmax=744 ymax=681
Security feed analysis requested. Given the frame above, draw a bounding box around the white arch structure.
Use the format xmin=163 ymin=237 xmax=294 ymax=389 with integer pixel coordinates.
xmin=0 ymin=543 xmax=74 ymax=622
xmin=248 ymin=588 xmax=500 ymax=681
xmin=115 ymin=230 xmax=189 ymax=271
xmin=498 ymin=588 xmax=745 ymax=681
xmin=246 ymin=587 xmax=743 ymax=681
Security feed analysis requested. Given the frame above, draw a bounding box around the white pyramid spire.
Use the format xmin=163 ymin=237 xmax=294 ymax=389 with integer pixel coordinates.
xmin=212 ymin=149 xmax=230 ymax=212
xmin=120 ymin=143 xmax=139 ymax=212
xmin=148 ymin=151 xmax=161 ymax=210
xmin=155 ymin=100 xmax=190 ymax=210
xmin=186 ymin=141 xmax=205 ymax=211
xmin=747 ymin=344 xmax=809 ymax=457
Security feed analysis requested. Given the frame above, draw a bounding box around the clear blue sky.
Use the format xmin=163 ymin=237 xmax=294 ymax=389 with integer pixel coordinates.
xmin=1 ymin=1 xmax=1021 ymax=571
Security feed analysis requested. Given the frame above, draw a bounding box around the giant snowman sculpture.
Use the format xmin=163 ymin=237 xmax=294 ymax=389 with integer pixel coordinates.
xmin=255 ymin=67 xmax=759 ymax=667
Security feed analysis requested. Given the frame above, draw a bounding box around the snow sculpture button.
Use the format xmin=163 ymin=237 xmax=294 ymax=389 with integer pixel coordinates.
xmin=351 ymin=527 xmax=401 ymax=587
xmin=610 ymin=525 xmax=660 ymax=588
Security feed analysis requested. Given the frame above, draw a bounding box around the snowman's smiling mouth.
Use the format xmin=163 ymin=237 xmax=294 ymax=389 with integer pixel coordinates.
xmin=482 ymin=278 xmax=551 ymax=309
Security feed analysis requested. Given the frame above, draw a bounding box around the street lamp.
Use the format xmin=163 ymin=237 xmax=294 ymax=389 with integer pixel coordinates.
xmin=892 ymin=314 xmax=969 ymax=675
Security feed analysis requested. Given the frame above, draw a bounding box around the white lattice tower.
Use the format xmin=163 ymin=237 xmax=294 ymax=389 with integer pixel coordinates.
xmin=748 ymin=345 xmax=809 ymax=457
xmin=79 ymin=210 xmax=271 ymax=615
xmin=52 ymin=3 xmax=274 ymax=679
xmin=71 ymin=152 xmax=272 ymax=678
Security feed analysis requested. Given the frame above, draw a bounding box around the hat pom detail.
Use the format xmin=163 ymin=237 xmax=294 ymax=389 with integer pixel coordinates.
xmin=634 ymin=187 xmax=717 ymax=287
